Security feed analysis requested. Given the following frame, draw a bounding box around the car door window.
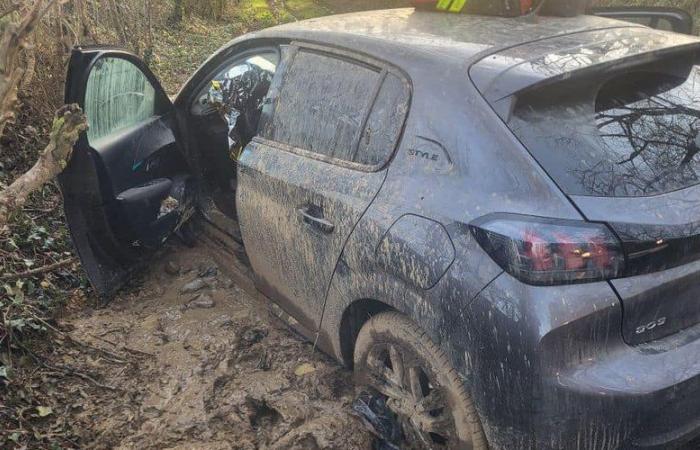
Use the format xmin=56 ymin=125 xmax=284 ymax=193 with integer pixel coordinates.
xmin=262 ymin=48 xmax=409 ymax=168
xmin=195 ymin=52 xmax=278 ymax=115
xmin=193 ymin=51 xmax=278 ymax=156
xmin=84 ymin=57 xmax=156 ymax=143
xmin=267 ymin=50 xmax=379 ymax=162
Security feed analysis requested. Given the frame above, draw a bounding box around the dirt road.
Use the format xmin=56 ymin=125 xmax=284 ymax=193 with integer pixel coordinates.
xmin=49 ymin=242 xmax=373 ymax=449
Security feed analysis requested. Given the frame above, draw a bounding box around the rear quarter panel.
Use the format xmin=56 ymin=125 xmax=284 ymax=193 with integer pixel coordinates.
xmin=319 ymin=52 xmax=585 ymax=444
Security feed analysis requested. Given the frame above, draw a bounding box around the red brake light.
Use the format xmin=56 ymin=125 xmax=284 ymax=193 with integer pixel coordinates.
xmin=470 ymin=214 xmax=624 ymax=285
xmin=523 ymin=230 xmax=553 ymax=271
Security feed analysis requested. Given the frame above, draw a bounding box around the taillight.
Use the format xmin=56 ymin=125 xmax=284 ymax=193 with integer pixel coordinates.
xmin=470 ymin=213 xmax=624 ymax=285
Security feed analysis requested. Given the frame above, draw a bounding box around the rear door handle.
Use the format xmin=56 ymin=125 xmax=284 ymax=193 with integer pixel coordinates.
xmin=298 ymin=207 xmax=335 ymax=234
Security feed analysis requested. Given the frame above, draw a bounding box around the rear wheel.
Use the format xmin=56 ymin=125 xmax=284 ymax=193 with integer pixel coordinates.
xmin=353 ymin=312 xmax=487 ymax=450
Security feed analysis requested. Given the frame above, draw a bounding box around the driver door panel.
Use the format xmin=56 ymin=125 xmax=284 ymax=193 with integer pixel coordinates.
xmin=92 ymin=114 xmax=188 ymax=246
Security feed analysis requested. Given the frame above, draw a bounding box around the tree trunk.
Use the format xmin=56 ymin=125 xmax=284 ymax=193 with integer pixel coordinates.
xmin=169 ymin=0 xmax=183 ymax=24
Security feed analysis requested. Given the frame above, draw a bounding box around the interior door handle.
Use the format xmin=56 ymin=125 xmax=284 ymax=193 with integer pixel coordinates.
xmin=298 ymin=207 xmax=335 ymax=234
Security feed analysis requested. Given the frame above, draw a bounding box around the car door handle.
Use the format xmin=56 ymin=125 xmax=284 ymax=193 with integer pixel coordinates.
xmin=298 ymin=207 xmax=335 ymax=234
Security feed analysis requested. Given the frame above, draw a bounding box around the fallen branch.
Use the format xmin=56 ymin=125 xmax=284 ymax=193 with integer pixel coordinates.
xmin=0 ymin=256 xmax=76 ymax=280
xmin=0 ymin=104 xmax=87 ymax=227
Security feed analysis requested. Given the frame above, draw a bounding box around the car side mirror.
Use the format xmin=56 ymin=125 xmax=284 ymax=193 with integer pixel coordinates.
xmin=589 ymin=6 xmax=694 ymax=35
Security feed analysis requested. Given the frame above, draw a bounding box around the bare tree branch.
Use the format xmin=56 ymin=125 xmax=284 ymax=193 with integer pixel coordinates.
xmin=0 ymin=104 xmax=87 ymax=227
xmin=0 ymin=2 xmax=21 ymax=20
xmin=0 ymin=0 xmax=59 ymax=137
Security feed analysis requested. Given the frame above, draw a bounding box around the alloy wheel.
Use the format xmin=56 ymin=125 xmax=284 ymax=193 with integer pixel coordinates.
xmin=364 ymin=342 xmax=459 ymax=449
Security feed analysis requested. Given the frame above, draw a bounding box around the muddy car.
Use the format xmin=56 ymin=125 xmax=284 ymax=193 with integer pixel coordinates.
xmin=60 ymin=4 xmax=700 ymax=450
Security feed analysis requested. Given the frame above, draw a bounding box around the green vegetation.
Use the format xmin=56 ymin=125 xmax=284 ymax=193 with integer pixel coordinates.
xmin=150 ymin=0 xmax=361 ymax=94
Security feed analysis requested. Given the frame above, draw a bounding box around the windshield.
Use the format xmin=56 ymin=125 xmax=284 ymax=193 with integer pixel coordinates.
xmin=510 ymin=54 xmax=700 ymax=197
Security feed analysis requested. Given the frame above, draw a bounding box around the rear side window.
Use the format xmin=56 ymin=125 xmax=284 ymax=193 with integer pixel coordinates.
xmin=357 ymin=73 xmax=410 ymax=166
xmin=263 ymin=49 xmax=409 ymax=167
xmin=510 ymin=57 xmax=700 ymax=197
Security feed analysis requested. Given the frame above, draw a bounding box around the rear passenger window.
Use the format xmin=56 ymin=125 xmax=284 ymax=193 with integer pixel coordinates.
xmin=264 ymin=49 xmax=409 ymax=167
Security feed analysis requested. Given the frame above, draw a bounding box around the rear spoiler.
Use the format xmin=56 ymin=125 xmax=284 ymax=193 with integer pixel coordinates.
xmin=469 ymin=27 xmax=700 ymax=119
xmin=589 ymin=6 xmax=694 ymax=35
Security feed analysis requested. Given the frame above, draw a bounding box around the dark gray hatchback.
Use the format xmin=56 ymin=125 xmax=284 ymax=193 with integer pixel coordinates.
xmin=60 ymin=5 xmax=700 ymax=450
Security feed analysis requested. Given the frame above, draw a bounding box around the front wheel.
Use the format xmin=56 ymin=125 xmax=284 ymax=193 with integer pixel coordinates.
xmin=353 ymin=312 xmax=488 ymax=450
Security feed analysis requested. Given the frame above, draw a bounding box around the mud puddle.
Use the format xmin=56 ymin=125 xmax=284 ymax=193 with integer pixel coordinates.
xmin=51 ymin=243 xmax=373 ymax=449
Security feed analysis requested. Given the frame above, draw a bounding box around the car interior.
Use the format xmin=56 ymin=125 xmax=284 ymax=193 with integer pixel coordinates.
xmin=188 ymin=49 xmax=280 ymax=241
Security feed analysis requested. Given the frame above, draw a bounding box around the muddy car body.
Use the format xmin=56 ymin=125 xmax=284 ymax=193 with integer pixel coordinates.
xmin=61 ymin=6 xmax=700 ymax=449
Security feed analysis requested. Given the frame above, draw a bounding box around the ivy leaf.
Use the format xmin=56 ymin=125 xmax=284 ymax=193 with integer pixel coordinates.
xmin=9 ymin=318 xmax=26 ymax=331
xmin=6 ymin=238 xmax=18 ymax=250
xmin=36 ymin=406 xmax=53 ymax=417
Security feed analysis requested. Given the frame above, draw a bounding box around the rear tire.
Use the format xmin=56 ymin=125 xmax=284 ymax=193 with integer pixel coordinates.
xmin=353 ymin=312 xmax=488 ymax=450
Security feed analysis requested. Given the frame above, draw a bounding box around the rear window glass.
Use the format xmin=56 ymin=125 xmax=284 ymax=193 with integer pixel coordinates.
xmin=510 ymin=59 xmax=700 ymax=197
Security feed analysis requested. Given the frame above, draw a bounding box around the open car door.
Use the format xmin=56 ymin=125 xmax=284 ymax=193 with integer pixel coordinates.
xmin=591 ymin=6 xmax=694 ymax=35
xmin=59 ymin=47 xmax=194 ymax=299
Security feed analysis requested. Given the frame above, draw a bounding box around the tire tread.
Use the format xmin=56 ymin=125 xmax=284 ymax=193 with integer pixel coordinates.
xmin=354 ymin=311 xmax=488 ymax=450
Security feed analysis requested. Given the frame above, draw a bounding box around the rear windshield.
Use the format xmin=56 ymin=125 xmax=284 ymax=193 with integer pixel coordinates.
xmin=510 ymin=55 xmax=700 ymax=197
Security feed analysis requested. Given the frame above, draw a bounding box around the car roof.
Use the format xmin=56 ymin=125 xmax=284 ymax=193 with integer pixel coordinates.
xmin=252 ymin=8 xmax=700 ymax=107
xmin=253 ymin=8 xmax=641 ymax=63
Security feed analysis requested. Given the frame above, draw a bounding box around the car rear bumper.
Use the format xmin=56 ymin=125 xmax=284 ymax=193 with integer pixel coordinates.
xmin=548 ymin=324 xmax=700 ymax=449
xmin=465 ymin=273 xmax=700 ymax=450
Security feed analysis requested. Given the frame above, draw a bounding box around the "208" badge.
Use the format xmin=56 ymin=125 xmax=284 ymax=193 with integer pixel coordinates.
xmin=635 ymin=317 xmax=667 ymax=334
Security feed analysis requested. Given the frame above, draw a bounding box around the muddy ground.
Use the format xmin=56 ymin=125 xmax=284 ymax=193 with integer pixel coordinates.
xmin=39 ymin=242 xmax=374 ymax=449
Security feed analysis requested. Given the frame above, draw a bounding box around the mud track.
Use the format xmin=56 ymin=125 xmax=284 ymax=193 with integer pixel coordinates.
xmin=55 ymin=243 xmax=373 ymax=449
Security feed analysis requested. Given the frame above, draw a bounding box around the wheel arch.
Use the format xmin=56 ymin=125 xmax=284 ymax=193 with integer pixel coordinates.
xmin=338 ymin=298 xmax=396 ymax=368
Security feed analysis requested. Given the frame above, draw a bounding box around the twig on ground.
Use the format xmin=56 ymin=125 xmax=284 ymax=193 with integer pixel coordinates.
xmin=120 ymin=345 xmax=155 ymax=358
xmin=64 ymin=334 xmax=128 ymax=364
xmin=0 ymin=256 xmax=76 ymax=281
xmin=45 ymin=367 xmax=120 ymax=392
xmin=14 ymin=338 xmax=120 ymax=392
